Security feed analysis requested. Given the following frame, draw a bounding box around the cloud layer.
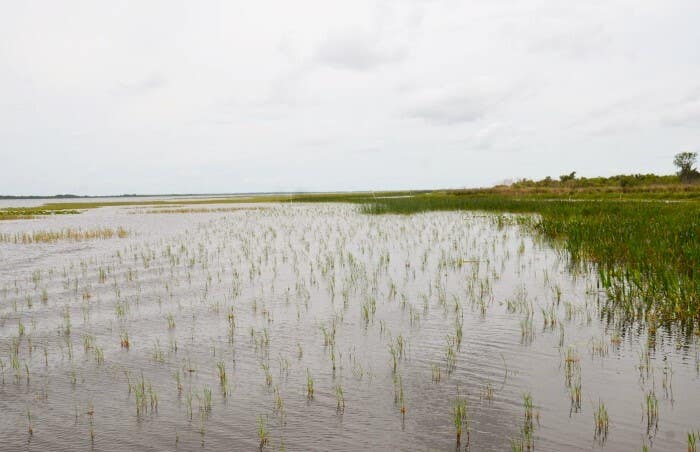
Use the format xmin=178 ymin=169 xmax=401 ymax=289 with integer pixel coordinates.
xmin=0 ymin=0 xmax=699 ymax=195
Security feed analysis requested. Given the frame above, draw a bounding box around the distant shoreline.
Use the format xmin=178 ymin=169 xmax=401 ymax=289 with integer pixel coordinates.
xmin=0 ymin=192 xmax=339 ymax=200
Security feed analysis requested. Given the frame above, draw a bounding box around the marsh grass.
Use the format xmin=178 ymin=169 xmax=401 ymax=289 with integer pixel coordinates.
xmin=451 ymin=391 xmax=469 ymax=446
xmin=306 ymin=369 xmax=314 ymax=400
xmin=0 ymin=228 xmax=128 ymax=244
xmin=593 ymin=399 xmax=609 ymax=442
xmin=217 ymin=361 xmax=229 ymax=396
xmin=362 ymin=193 xmax=700 ymax=332
xmin=137 ymin=207 xmax=267 ymax=214
xmin=335 ymin=384 xmax=345 ymax=412
xmin=644 ymin=391 xmax=659 ymax=435
xmin=258 ymin=415 xmax=268 ymax=447
xmin=522 ymin=393 xmax=537 ymax=448
xmin=689 ymin=431 xmax=699 ymax=452
xmin=26 ymin=407 xmax=33 ymax=436
xmin=0 ymin=207 xmax=80 ymax=221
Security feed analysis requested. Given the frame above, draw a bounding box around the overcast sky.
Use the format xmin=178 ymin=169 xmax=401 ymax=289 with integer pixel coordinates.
xmin=1 ymin=1 xmax=699 ymax=195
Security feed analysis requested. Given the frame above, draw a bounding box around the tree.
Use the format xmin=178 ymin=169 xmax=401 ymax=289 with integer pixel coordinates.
xmin=673 ymin=152 xmax=699 ymax=182
xmin=559 ymin=171 xmax=577 ymax=183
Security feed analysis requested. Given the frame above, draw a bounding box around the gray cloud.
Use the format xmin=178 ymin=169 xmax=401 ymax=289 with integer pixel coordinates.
xmin=114 ymin=74 xmax=167 ymax=95
xmin=406 ymin=94 xmax=489 ymax=124
xmin=661 ymin=88 xmax=700 ymax=128
xmin=313 ymin=30 xmax=407 ymax=71
xmin=403 ymin=81 xmax=527 ymax=125
xmin=568 ymin=87 xmax=700 ymax=135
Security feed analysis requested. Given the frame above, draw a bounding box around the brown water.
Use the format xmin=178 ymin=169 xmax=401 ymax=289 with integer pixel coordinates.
xmin=0 ymin=203 xmax=698 ymax=451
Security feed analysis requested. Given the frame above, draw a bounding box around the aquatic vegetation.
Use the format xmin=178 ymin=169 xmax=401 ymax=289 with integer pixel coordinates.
xmin=120 ymin=332 xmax=130 ymax=349
xmin=166 ymin=313 xmax=175 ymax=329
xmin=335 ymin=384 xmax=345 ymax=412
xmin=363 ymin=193 xmax=700 ymax=332
xmin=26 ymin=407 xmax=33 ymax=436
xmin=94 ymin=345 xmax=104 ymax=365
xmin=0 ymin=227 xmax=128 ymax=243
xmin=306 ymin=369 xmax=314 ymax=400
xmin=522 ymin=393 xmax=537 ymax=446
xmin=593 ymin=399 xmax=609 ymax=442
xmin=689 ymin=431 xmax=699 ymax=452
xmin=431 ymin=364 xmax=441 ymax=383
xmin=0 ymin=199 xmax=697 ymax=450
xmin=200 ymin=386 xmax=212 ymax=413
xmin=262 ymin=363 xmax=273 ymax=386
xmin=563 ymin=346 xmax=580 ymax=388
xmin=258 ymin=415 xmax=268 ymax=447
xmin=217 ymin=361 xmax=228 ymax=396
xmin=644 ymin=391 xmax=659 ymax=435
xmin=445 ymin=336 xmax=457 ymax=373
xmin=482 ymin=383 xmax=494 ymax=402
xmin=0 ymin=207 xmax=80 ymax=221
xmin=130 ymin=373 xmax=158 ymax=416
xmin=451 ymin=391 xmax=469 ymax=446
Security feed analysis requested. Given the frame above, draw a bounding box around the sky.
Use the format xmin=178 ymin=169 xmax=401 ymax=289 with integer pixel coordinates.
xmin=1 ymin=1 xmax=699 ymax=195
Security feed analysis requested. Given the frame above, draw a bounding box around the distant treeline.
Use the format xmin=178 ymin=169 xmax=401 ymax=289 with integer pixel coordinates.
xmin=509 ymin=172 xmax=683 ymax=189
xmin=0 ymin=194 xmax=81 ymax=200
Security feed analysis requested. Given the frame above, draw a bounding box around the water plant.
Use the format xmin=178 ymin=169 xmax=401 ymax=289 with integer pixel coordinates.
xmin=644 ymin=391 xmax=659 ymax=435
xmin=522 ymin=393 xmax=537 ymax=447
xmin=120 ymin=331 xmax=130 ymax=349
xmin=689 ymin=430 xmax=699 ymax=452
xmin=217 ymin=361 xmax=228 ymax=396
xmin=451 ymin=391 xmax=469 ymax=446
xmin=306 ymin=369 xmax=314 ymax=400
xmin=26 ymin=407 xmax=33 ymax=436
xmin=431 ymin=364 xmax=441 ymax=383
xmin=166 ymin=313 xmax=175 ymax=329
xmin=262 ymin=363 xmax=273 ymax=386
xmin=258 ymin=415 xmax=268 ymax=447
xmin=335 ymin=384 xmax=345 ymax=412
xmin=593 ymin=399 xmax=609 ymax=442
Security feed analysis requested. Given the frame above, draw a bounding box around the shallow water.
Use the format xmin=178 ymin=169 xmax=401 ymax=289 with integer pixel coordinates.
xmin=0 ymin=204 xmax=698 ymax=451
